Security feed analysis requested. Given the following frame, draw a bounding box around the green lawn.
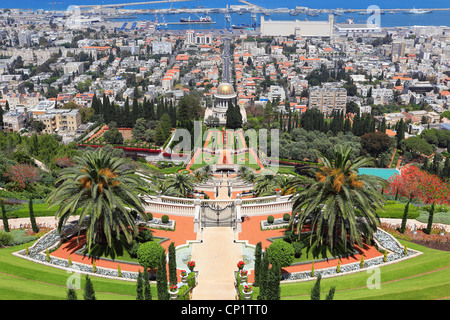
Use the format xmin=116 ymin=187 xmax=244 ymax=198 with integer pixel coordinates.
xmin=0 ymin=242 xmax=144 ymax=300
xmin=6 ymin=202 xmax=60 ymax=219
xmin=233 ymin=152 xmax=261 ymax=170
xmin=376 ymin=200 xmax=420 ymax=219
xmin=1 ymin=238 xmax=449 ymax=300
xmin=278 ymin=240 xmax=450 ymax=300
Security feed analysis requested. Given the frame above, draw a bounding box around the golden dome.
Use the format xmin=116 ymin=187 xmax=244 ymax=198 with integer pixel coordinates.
xmin=216 ymin=83 xmax=235 ymax=96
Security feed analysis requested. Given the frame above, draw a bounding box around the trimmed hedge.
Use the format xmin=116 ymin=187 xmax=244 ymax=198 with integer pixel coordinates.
xmin=376 ymin=201 xmax=420 ymax=219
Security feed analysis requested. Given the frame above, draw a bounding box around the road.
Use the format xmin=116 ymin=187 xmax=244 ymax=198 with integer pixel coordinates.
xmin=222 ymin=37 xmax=231 ymax=83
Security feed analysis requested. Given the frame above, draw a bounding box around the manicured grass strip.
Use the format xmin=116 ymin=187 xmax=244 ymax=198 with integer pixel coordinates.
xmin=0 ymin=243 xmax=155 ymax=300
xmin=279 ymin=241 xmax=450 ymax=300
xmin=6 ymin=203 xmax=60 ymax=219
xmin=376 ymin=201 xmax=420 ymax=219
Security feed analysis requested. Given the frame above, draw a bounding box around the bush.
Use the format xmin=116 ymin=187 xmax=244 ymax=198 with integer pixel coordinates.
xmin=291 ymin=242 xmax=303 ymax=258
xmin=267 ymin=240 xmax=295 ymax=267
xmin=161 ymin=215 xmax=169 ymax=224
xmin=0 ymin=231 xmax=14 ymax=247
xmin=127 ymin=241 xmax=140 ymax=258
xmin=187 ymin=271 xmax=196 ymax=288
xmin=282 ymin=213 xmax=290 ymax=222
xmin=10 ymin=229 xmax=37 ymax=246
xmin=148 ymin=212 xmax=153 ymax=221
xmin=137 ymin=241 xmax=165 ymax=270
xmin=138 ymin=229 xmax=153 ymax=243
xmin=267 ymin=215 xmax=274 ymax=224
xmin=283 ymin=229 xmax=296 ymax=243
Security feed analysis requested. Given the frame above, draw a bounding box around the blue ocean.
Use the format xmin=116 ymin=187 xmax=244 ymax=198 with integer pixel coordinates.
xmin=6 ymin=0 xmax=450 ymax=28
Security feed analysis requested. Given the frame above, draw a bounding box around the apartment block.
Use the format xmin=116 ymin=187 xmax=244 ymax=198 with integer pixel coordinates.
xmin=308 ymin=87 xmax=347 ymax=115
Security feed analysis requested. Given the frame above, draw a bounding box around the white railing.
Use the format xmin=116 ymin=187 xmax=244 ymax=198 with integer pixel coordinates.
xmin=141 ymin=193 xmax=293 ymax=216
xmin=143 ymin=201 xmax=196 ymax=216
xmin=241 ymin=201 xmax=292 ymax=216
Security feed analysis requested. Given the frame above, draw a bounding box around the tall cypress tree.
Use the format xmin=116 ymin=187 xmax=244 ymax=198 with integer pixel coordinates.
xmin=396 ymin=119 xmax=405 ymax=147
xmin=426 ymin=202 xmax=435 ymax=235
xmin=253 ymin=242 xmax=262 ymax=287
xmin=83 ymin=275 xmax=96 ymax=300
xmin=136 ymin=270 xmax=144 ymax=300
xmin=380 ymin=117 xmax=387 ymax=133
xmin=29 ymin=198 xmax=39 ymax=233
xmin=156 ymin=250 xmax=169 ymax=300
xmin=143 ymin=268 xmax=152 ymax=300
xmin=132 ymin=98 xmax=139 ymax=127
xmin=168 ymin=242 xmax=177 ymax=285
xmin=400 ymin=200 xmax=410 ymax=234
xmin=123 ymin=97 xmax=131 ymax=128
xmin=1 ymin=200 xmax=9 ymax=233
xmin=257 ymin=250 xmax=269 ymax=300
xmin=310 ymin=274 xmax=322 ymax=300
xmin=266 ymin=261 xmax=281 ymax=300
xmin=66 ymin=288 xmax=77 ymax=300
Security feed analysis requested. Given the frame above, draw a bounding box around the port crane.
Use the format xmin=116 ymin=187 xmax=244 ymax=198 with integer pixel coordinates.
xmin=47 ymin=2 xmax=64 ymax=13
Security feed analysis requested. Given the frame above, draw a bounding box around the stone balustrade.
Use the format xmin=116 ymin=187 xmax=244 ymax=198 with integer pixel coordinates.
xmin=141 ymin=193 xmax=293 ymax=217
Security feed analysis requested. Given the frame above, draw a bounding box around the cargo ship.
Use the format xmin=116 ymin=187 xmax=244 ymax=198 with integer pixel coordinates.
xmin=180 ymin=15 xmax=213 ymax=23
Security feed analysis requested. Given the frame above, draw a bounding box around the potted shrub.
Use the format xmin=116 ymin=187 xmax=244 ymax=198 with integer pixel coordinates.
xmin=161 ymin=215 xmax=169 ymax=224
xmin=267 ymin=215 xmax=274 ymax=224
xmin=239 ymin=269 xmax=248 ymax=283
xmin=237 ymin=261 xmax=245 ymax=271
xmin=180 ymin=270 xmax=188 ymax=284
xmin=242 ymin=284 xmax=252 ymax=300
xmin=169 ymin=284 xmax=179 ymax=300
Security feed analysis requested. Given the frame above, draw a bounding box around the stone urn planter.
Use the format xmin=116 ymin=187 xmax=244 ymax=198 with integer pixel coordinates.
xmin=242 ymin=285 xmax=252 ymax=300
xmin=169 ymin=286 xmax=179 ymax=300
xmin=180 ymin=271 xmax=188 ymax=285
xmin=239 ymin=270 xmax=248 ymax=283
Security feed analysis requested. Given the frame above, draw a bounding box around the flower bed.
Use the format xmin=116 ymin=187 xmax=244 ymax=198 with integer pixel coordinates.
xmin=381 ymin=223 xmax=450 ymax=251
xmin=138 ymin=217 xmax=175 ymax=231
xmin=280 ymin=228 xmax=421 ymax=282
xmin=260 ymin=218 xmax=290 ymax=230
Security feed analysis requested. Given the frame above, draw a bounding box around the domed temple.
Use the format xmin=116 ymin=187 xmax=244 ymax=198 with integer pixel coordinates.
xmin=204 ymin=82 xmax=247 ymax=125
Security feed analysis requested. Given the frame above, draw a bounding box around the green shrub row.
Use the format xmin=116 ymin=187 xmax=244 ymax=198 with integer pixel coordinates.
xmin=376 ymin=201 xmax=420 ymax=219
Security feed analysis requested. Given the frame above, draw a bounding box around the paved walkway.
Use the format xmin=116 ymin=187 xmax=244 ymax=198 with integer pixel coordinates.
xmin=190 ymin=227 xmax=242 ymax=300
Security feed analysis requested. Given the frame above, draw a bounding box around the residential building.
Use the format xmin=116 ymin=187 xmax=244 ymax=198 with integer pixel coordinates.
xmin=308 ymin=87 xmax=347 ymax=115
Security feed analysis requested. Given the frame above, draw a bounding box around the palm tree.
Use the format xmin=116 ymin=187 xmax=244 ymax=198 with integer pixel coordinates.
xmin=274 ymin=175 xmax=298 ymax=196
xmin=165 ymin=172 xmax=195 ymax=198
xmin=244 ymin=171 xmax=257 ymax=184
xmin=237 ymin=165 xmax=250 ymax=180
xmin=254 ymin=173 xmax=277 ymax=196
xmin=290 ymin=145 xmax=386 ymax=254
xmin=46 ymin=149 xmax=148 ymax=253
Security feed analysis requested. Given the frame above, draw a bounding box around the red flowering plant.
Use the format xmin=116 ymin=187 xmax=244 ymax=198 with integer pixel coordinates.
xmin=237 ymin=261 xmax=245 ymax=270
xmin=169 ymin=285 xmax=178 ymax=292
xmin=187 ymin=261 xmax=195 ymax=271
xmin=54 ymin=156 xmax=74 ymax=168
xmin=180 ymin=270 xmax=187 ymax=277
xmin=240 ymin=270 xmax=248 ymax=277
xmin=243 ymin=284 xmax=252 ymax=293
xmin=386 ymin=166 xmax=450 ymax=205
xmin=4 ymin=164 xmax=40 ymax=189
